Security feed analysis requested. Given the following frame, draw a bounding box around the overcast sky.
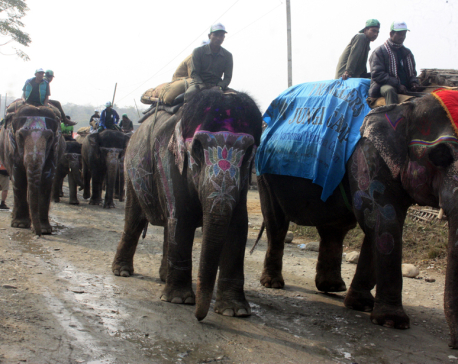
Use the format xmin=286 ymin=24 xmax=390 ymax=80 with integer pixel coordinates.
xmin=0 ymin=0 xmax=456 ymax=118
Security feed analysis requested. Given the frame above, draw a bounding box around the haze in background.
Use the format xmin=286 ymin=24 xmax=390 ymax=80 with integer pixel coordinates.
xmin=0 ymin=0 xmax=456 ymax=119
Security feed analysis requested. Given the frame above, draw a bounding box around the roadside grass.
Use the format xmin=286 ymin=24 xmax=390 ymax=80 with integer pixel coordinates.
xmin=290 ymin=217 xmax=448 ymax=273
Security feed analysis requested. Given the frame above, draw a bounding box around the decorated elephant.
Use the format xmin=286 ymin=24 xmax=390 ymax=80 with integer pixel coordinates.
xmin=0 ymin=103 xmax=65 ymax=235
xmin=52 ymin=141 xmax=83 ymax=204
xmin=81 ymin=129 xmax=130 ymax=208
xmin=256 ymin=89 xmax=458 ymax=348
xmin=112 ymin=89 xmax=262 ymax=320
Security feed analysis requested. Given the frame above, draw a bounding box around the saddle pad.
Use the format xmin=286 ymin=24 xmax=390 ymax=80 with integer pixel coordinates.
xmin=256 ymin=78 xmax=371 ymax=201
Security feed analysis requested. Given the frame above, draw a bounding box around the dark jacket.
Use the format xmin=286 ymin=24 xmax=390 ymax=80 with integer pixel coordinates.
xmin=369 ymin=42 xmax=418 ymax=98
xmin=335 ymin=33 xmax=371 ymax=79
xmin=190 ymin=44 xmax=233 ymax=89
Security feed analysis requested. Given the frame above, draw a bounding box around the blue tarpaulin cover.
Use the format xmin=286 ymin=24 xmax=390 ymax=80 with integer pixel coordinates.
xmin=256 ymin=78 xmax=371 ymax=201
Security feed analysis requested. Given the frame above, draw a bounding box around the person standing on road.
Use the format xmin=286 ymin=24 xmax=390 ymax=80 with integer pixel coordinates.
xmin=99 ymin=102 xmax=120 ymax=132
xmin=369 ymin=21 xmax=420 ymax=105
xmin=0 ymin=160 xmax=10 ymax=210
xmin=184 ymin=23 xmax=233 ymax=102
xmin=335 ymin=19 xmax=380 ymax=80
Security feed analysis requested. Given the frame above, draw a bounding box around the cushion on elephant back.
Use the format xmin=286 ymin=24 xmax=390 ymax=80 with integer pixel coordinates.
xmin=6 ymin=101 xmax=62 ymax=128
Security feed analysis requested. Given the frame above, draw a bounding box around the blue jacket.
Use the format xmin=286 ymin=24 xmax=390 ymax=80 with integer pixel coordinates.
xmin=100 ymin=108 xmax=119 ymax=129
xmin=22 ymin=78 xmax=49 ymax=105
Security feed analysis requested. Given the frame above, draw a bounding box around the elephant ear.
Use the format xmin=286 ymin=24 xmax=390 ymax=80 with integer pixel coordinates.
xmin=360 ymin=102 xmax=412 ymax=178
xmin=168 ymin=120 xmax=187 ymax=174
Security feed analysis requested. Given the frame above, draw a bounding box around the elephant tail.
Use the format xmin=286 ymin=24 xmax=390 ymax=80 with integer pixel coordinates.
xmin=249 ymin=221 xmax=265 ymax=255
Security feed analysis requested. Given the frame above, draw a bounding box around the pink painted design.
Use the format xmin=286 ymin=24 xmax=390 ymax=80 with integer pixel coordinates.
xmin=31 ymin=131 xmax=42 ymax=144
xmin=384 ymin=114 xmax=403 ymax=130
xmin=218 ymin=159 xmax=231 ymax=171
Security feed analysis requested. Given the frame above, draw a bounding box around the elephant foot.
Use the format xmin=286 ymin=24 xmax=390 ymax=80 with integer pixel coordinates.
xmin=37 ymin=221 xmax=52 ymax=235
xmin=69 ymin=199 xmax=80 ymax=205
xmin=160 ymin=284 xmax=195 ymax=305
xmin=89 ymin=198 xmax=102 ymax=205
xmin=449 ymin=334 xmax=458 ymax=349
xmin=112 ymin=260 xmax=134 ymax=277
xmin=260 ymin=270 xmax=284 ymax=289
xmin=83 ymin=192 xmax=90 ymax=200
xmin=59 ymin=192 xmax=64 ymax=197
xmin=103 ymin=201 xmax=116 ymax=208
xmin=159 ymin=263 xmax=167 ymax=282
xmin=370 ymin=302 xmax=410 ymax=329
xmin=214 ymin=297 xmax=251 ymax=317
xmin=53 ymin=198 xmax=60 ymax=203
xmin=344 ymin=287 xmax=374 ymax=312
xmin=119 ymin=197 xmax=124 ymax=202
xmin=11 ymin=218 xmax=31 ymax=229
xmin=315 ymin=273 xmax=346 ymax=293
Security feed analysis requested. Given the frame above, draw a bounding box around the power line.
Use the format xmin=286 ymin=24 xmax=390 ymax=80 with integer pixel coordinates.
xmin=228 ymin=2 xmax=283 ymax=39
xmin=116 ymin=0 xmax=241 ymax=103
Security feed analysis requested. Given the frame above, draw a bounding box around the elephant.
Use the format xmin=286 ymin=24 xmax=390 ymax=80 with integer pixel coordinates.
xmin=52 ymin=141 xmax=83 ymax=204
xmin=0 ymin=102 xmax=65 ymax=235
xmin=256 ymin=91 xmax=458 ymax=348
xmin=112 ymin=89 xmax=262 ymax=321
xmin=81 ymin=129 xmax=130 ymax=208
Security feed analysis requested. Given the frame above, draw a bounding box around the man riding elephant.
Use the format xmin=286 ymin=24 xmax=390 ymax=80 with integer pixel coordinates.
xmin=369 ymin=21 xmax=421 ymax=105
xmin=22 ymin=68 xmax=50 ymax=106
xmin=184 ymin=23 xmax=233 ymax=102
xmin=98 ymin=102 xmax=120 ymax=132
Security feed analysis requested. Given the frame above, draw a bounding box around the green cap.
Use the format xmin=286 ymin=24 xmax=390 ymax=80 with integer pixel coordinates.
xmin=359 ymin=19 xmax=380 ymax=33
xmin=391 ymin=21 xmax=410 ymax=32
xmin=122 ymin=113 xmax=128 ymax=117
xmin=45 ymin=69 xmax=54 ymax=77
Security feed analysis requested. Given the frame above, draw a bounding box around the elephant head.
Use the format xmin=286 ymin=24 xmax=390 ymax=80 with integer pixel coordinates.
xmin=10 ymin=104 xmax=62 ymax=234
xmin=361 ymin=90 xmax=458 ymax=348
xmin=65 ymin=153 xmax=83 ymax=187
xmin=87 ymin=130 xmax=130 ymax=208
xmin=172 ymin=90 xmax=262 ymax=320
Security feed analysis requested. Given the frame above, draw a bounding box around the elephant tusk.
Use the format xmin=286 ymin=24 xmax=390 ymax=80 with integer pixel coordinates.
xmin=438 ymin=208 xmax=445 ymax=220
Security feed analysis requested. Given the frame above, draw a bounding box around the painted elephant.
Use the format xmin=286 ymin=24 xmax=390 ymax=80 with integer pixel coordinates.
xmin=52 ymin=141 xmax=83 ymax=204
xmin=81 ymin=130 xmax=130 ymax=208
xmin=0 ymin=103 xmax=65 ymax=235
xmin=257 ymin=91 xmax=458 ymax=348
xmin=112 ymin=89 xmax=262 ymax=320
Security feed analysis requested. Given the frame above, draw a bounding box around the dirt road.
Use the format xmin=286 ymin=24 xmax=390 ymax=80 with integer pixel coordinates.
xmin=0 ymin=185 xmax=455 ymax=363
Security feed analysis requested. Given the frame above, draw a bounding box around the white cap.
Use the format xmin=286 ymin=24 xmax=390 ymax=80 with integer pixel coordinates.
xmin=105 ymin=101 xmax=112 ymax=107
xmin=35 ymin=68 xmax=45 ymax=73
xmin=95 ymin=109 xmax=100 ymax=112
xmin=391 ymin=21 xmax=410 ymax=32
xmin=210 ymin=23 xmax=227 ymax=34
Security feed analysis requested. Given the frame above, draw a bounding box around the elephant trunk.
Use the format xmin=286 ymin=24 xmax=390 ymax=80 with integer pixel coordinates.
xmin=21 ymin=130 xmax=52 ymax=236
xmin=102 ymin=148 xmax=122 ymax=208
xmin=69 ymin=159 xmax=83 ymax=187
xmin=195 ymin=212 xmax=230 ymax=321
xmin=445 ymin=215 xmax=458 ymax=348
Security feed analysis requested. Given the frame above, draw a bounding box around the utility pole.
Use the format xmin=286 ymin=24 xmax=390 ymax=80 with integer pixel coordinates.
xmin=286 ymin=0 xmax=292 ymax=88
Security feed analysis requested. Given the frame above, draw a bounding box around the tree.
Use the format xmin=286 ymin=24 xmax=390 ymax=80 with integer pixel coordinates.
xmin=0 ymin=0 xmax=31 ymax=61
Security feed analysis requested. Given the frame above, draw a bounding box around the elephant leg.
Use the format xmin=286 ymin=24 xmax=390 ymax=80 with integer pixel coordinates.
xmin=112 ymin=180 xmax=147 ymax=276
xmin=160 ymin=217 xmax=196 ymax=305
xmin=90 ymin=169 xmax=103 ymax=205
xmin=12 ymin=166 xmax=31 ymax=228
xmin=83 ymin=160 xmax=91 ymax=200
xmin=52 ymin=174 xmax=62 ymax=203
xmin=159 ymin=224 xmax=169 ymax=282
xmin=258 ymin=176 xmax=289 ymax=289
xmin=315 ymin=224 xmax=349 ymax=293
xmin=349 ymin=143 xmax=410 ymax=329
xmin=68 ymin=172 xmax=79 ymax=205
xmin=59 ymin=177 xmax=64 ymax=197
xmin=344 ymin=235 xmax=376 ymax=312
xmin=214 ymin=200 xmax=251 ymax=317
xmin=38 ymin=158 xmax=55 ymax=235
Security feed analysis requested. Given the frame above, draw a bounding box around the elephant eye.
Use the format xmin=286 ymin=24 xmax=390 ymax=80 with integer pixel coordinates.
xmin=429 ymin=144 xmax=454 ymax=168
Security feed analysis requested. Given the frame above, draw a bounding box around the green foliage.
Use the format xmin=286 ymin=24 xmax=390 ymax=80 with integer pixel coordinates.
xmin=0 ymin=0 xmax=31 ymax=61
